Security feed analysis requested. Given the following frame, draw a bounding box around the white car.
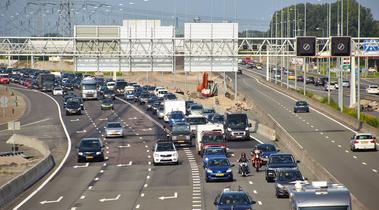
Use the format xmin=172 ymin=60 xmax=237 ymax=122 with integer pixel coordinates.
xmin=366 ymin=85 xmax=379 ymax=94
xmin=104 ymin=122 xmax=124 ymax=138
xmin=106 ymin=81 xmax=116 ymax=91
xmin=350 ymin=133 xmax=377 ymax=151
xmin=324 ymin=83 xmax=336 ymax=91
xmin=153 ymin=141 xmax=179 ymax=165
xmin=52 ymin=87 xmax=63 ymax=96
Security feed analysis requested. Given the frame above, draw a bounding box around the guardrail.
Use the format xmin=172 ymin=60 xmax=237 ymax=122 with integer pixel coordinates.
xmin=0 ymin=135 xmax=55 ymax=208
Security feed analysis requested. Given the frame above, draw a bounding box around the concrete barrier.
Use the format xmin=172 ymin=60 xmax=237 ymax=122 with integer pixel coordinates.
xmin=256 ymin=123 xmax=276 ymax=141
xmin=0 ymin=135 xmax=55 ymax=209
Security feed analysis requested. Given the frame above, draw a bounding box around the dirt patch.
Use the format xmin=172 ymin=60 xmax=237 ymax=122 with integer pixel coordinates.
xmin=0 ymin=86 xmax=27 ymax=125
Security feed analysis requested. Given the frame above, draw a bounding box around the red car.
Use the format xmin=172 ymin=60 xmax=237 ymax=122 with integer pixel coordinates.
xmin=24 ymin=79 xmax=32 ymax=88
xmin=0 ymin=75 xmax=10 ymax=84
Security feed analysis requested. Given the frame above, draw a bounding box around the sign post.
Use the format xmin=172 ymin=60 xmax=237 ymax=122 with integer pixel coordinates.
xmin=8 ymin=121 xmax=21 ymax=154
xmin=0 ymin=96 xmax=9 ymax=119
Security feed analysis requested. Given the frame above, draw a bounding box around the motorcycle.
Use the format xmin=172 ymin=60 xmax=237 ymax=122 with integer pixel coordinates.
xmin=251 ymin=152 xmax=262 ymax=172
xmin=239 ymin=162 xmax=250 ymax=177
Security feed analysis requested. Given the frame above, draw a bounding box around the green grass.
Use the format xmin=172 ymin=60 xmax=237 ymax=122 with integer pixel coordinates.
xmin=363 ymin=72 xmax=379 ymax=78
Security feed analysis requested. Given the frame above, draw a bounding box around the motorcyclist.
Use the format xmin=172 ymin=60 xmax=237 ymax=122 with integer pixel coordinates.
xmin=251 ymin=146 xmax=262 ymax=168
xmin=238 ymin=152 xmax=249 ymax=174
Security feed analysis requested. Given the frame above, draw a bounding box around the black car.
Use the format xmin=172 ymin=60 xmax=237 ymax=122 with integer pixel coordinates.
xmin=265 ymin=153 xmax=299 ymax=182
xmin=185 ymin=100 xmax=195 ymax=115
xmin=102 ymin=89 xmax=115 ymax=99
xmin=314 ymin=77 xmax=328 ymax=86
xmin=139 ymin=92 xmax=151 ymax=104
xmin=73 ymin=97 xmax=84 ymax=110
xmin=63 ymin=94 xmax=76 ymax=107
xmin=146 ymin=96 xmax=159 ymax=110
xmin=209 ymin=114 xmax=225 ymax=124
xmin=164 ymin=93 xmax=177 ymax=101
xmin=76 ymin=138 xmax=105 ymax=162
xmin=101 ymin=98 xmax=114 ymax=110
xmin=305 ymin=76 xmax=315 ymax=84
xmin=65 ymin=99 xmax=82 ymax=115
xmin=275 ymin=168 xmax=305 ymax=198
xmin=151 ymin=101 xmax=162 ymax=114
xmin=294 ymin=101 xmax=309 ymax=113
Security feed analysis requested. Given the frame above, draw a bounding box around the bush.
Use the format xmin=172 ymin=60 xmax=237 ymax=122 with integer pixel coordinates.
xmin=361 ymin=114 xmax=379 ymax=128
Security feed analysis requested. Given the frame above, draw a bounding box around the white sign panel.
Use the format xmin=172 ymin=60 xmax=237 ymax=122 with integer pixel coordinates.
xmin=8 ymin=121 xmax=20 ymax=131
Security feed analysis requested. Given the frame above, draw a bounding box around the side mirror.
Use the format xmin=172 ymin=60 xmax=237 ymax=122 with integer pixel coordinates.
xmin=304 ymin=177 xmax=308 ymax=180
xmin=251 ymin=200 xmax=256 ymax=205
xmin=296 ymin=160 xmax=301 ymax=163
xmin=277 ymin=149 xmax=280 ymax=152
xmin=213 ymin=201 xmax=218 ymax=205
xmin=231 ymin=164 xmax=235 ymax=167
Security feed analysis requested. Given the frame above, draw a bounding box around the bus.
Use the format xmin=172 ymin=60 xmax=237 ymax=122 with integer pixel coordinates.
xmin=81 ymin=77 xmax=98 ymax=100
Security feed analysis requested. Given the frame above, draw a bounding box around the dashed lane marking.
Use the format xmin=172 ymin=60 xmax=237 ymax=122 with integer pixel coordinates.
xmin=258 ymin=201 xmax=263 ymax=205
xmin=362 ymin=162 xmax=367 ymax=165
xmin=373 ymin=169 xmax=378 ymax=173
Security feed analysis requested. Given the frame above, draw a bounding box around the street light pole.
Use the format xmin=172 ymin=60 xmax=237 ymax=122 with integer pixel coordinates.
xmin=357 ymin=0 xmax=361 ymax=120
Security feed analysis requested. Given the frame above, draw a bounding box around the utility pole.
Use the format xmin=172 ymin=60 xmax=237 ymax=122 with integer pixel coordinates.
xmin=357 ymin=0 xmax=361 ymax=120
xmin=304 ymin=2 xmax=307 ymax=36
xmin=58 ymin=0 xmax=73 ymax=36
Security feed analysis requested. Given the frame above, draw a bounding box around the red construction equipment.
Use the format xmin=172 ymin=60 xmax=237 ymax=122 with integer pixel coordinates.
xmin=197 ymin=72 xmax=218 ymax=97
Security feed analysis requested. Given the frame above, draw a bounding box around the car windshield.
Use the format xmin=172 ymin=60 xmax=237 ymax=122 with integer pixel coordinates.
xmin=80 ymin=140 xmax=101 ymax=148
xmin=166 ymin=94 xmax=177 ymax=99
xmin=187 ymin=117 xmax=207 ymax=125
xmin=204 ymin=148 xmax=225 ymax=156
xmin=202 ymin=134 xmax=224 ymax=143
xmin=172 ymin=124 xmax=190 ymax=132
xmin=102 ymin=99 xmax=113 ymax=104
xmin=299 ymin=207 xmax=348 ymax=210
xmin=369 ymin=85 xmax=378 ymax=88
xmin=171 ymin=113 xmax=184 ymax=119
xmin=356 ymin=135 xmax=373 ymax=140
xmin=227 ymin=115 xmax=247 ymax=128
xmin=82 ymin=84 xmax=97 ymax=90
xmin=191 ymin=105 xmax=203 ymax=110
xmin=156 ymin=143 xmax=175 ymax=152
xmin=270 ymin=155 xmax=295 ymax=164
xmin=208 ymin=158 xmax=229 ymax=167
xmin=219 ymin=193 xmax=250 ymax=206
xmin=257 ymin=144 xmax=276 ymax=152
xmin=296 ymin=101 xmax=308 ymax=106
xmin=212 ymin=115 xmax=224 ymax=123
xmin=277 ymin=171 xmax=303 ymax=182
xmin=159 ymin=90 xmax=168 ymax=94
xmin=107 ymin=123 xmax=122 ymax=128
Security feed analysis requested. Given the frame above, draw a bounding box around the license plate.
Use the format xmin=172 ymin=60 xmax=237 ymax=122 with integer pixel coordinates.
xmin=215 ymin=173 xmax=224 ymax=177
xmin=361 ymin=141 xmax=368 ymax=144
xmin=178 ymin=140 xmax=185 ymax=143
xmin=86 ymin=156 xmax=93 ymax=159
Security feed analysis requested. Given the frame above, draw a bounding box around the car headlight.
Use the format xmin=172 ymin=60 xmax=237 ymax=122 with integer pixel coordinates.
xmin=154 ymin=153 xmax=159 ymax=158
xmin=78 ymin=152 xmax=84 ymax=156
xmin=227 ymin=128 xmax=232 ymax=132
xmin=245 ymin=127 xmax=249 ymax=131
xmin=277 ymin=184 xmax=284 ymax=189
xmin=226 ymin=168 xmax=232 ymax=173
xmin=172 ymin=153 xmax=178 ymax=157
xmin=206 ymin=169 xmax=213 ymax=173
xmin=96 ymin=152 xmax=102 ymax=155
xmin=185 ymin=135 xmax=190 ymax=140
xmin=205 ymin=157 xmax=209 ymax=161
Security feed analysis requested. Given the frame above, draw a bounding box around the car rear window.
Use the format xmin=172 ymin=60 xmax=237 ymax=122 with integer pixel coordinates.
xmin=107 ymin=123 xmax=122 ymax=128
xmin=356 ymin=135 xmax=373 ymax=140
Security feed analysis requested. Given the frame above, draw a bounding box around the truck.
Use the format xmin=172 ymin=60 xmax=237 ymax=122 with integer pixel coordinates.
xmin=163 ymin=100 xmax=186 ymax=122
xmin=224 ymin=112 xmax=251 ymax=141
xmin=195 ymin=124 xmax=225 ymax=155
xmin=288 ymin=181 xmax=352 ymax=210
xmin=81 ymin=77 xmax=98 ymax=100
xmin=36 ymin=73 xmax=55 ymax=92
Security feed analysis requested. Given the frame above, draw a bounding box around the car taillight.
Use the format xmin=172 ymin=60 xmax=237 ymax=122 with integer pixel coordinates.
xmin=370 ymin=140 xmax=376 ymax=143
xmin=353 ymin=140 xmax=359 ymax=144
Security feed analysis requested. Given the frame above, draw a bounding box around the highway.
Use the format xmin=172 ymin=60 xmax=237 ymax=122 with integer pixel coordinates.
xmin=228 ymin=68 xmax=379 ymax=209
xmin=7 ymin=86 xmax=289 ymax=210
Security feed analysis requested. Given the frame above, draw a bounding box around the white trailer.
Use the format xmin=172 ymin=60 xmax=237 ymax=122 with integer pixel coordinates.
xmin=163 ymin=100 xmax=186 ymax=122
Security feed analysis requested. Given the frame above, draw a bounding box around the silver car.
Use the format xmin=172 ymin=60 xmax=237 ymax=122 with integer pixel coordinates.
xmin=104 ymin=122 xmax=124 ymax=138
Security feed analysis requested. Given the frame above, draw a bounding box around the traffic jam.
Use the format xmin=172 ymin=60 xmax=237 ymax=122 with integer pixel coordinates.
xmin=0 ymin=67 xmax=361 ymax=210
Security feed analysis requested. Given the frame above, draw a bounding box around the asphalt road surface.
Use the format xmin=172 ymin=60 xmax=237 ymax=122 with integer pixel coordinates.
xmin=229 ymin=69 xmax=379 ymax=210
xmin=7 ymin=87 xmax=289 ymax=210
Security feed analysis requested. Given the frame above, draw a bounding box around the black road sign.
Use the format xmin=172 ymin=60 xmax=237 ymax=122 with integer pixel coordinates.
xmin=331 ymin=36 xmax=351 ymax=56
xmin=296 ymin=37 xmax=316 ymax=57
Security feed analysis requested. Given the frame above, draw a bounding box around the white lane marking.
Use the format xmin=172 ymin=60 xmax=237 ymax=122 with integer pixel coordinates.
xmin=103 ymin=163 xmax=107 ymax=166
xmin=353 ymin=156 xmax=358 ymax=159
xmin=310 ymin=125 xmax=314 ymax=128
xmin=147 ymin=175 xmax=150 ymax=179
xmin=141 ymin=193 xmax=145 ymax=197
xmin=94 ymin=177 xmax=99 ymax=181
xmin=306 ymin=122 xmax=310 ymax=125
xmin=70 ymin=119 xmax=79 ymax=122
xmin=70 ymin=207 xmax=77 ymax=210
xmin=145 ymin=145 xmax=148 ymax=148
xmin=39 ymin=196 xmax=63 ymax=205
xmin=148 ymin=168 xmax=151 ymax=171
xmin=88 ymin=186 xmax=93 ymax=190
xmin=320 ymin=132 xmax=324 ymax=135
xmin=118 ymin=144 xmax=130 ymax=148
xmin=99 ymin=194 xmax=121 ymax=202
xmin=315 ymin=129 xmax=319 ymax=131
xmin=362 ymin=162 xmax=367 ymax=165
xmin=373 ymin=169 xmax=378 ymax=173
xmin=253 ymin=190 xmax=258 ymax=194
xmin=158 ymin=192 xmax=178 ymax=200
xmin=258 ymin=201 xmax=263 ymax=205
xmin=345 ymin=150 xmax=349 ymax=153
xmin=13 ymin=90 xmax=72 ymax=210
xmin=325 ymin=136 xmax=329 ymax=139
xmin=73 ymin=163 xmax=89 ymax=168
xmin=136 ymin=204 xmax=140 ymax=209
xmin=76 ymin=130 xmax=87 ymax=134
xmin=148 ymin=161 xmax=151 ymax=165
xmin=146 ymin=150 xmax=150 ymax=152
xmin=249 ymin=181 xmax=253 ymax=185
xmin=144 ymin=184 xmax=148 ymax=188
xmin=338 ymin=145 xmax=342 ymax=148
xmin=80 ymin=195 xmax=86 ymax=200
xmin=117 ymin=161 xmax=132 ymax=167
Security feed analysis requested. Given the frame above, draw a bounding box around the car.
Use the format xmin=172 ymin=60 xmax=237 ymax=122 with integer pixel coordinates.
xmin=305 ymin=76 xmax=315 ymax=84
xmin=73 ymin=97 xmax=84 ymax=110
xmin=104 ymin=122 xmax=124 ymax=138
xmin=265 ymin=153 xmax=299 ymax=182
xmin=188 ymin=104 xmax=203 ymax=115
xmin=288 ymin=74 xmax=296 ymax=80
xmin=102 ymin=89 xmax=115 ymax=99
xmin=314 ymin=77 xmax=328 ymax=86
xmin=324 ymin=82 xmax=336 ymax=91
xmin=366 ymin=85 xmax=379 ymax=94
xmin=296 ymin=75 xmax=304 ymax=82
xmin=202 ymin=107 xmax=216 ymax=118
xmin=139 ymin=92 xmax=151 ymax=104
xmin=168 ymin=111 xmax=186 ymax=127
xmin=152 ymin=101 xmax=162 ymax=114
xmin=101 ymin=98 xmax=114 ymax=110
xmin=163 ymin=93 xmax=177 ymax=101
xmin=342 ymin=80 xmax=350 ymax=87
xmin=204 ymin=156 xmax=234 ymax=182
xmin=153 ymin=140 xmax=179 ymax=165
xmin=294 ymin=101 xmax=309 ymax=113
xmin=52 ymin=87 xmax=63 ymax=96
xmin=76 ymin=138 xmax=105 ymax=162
xmin=170 ymin=122 xmax=192 ymax=146
xmin=275 ymin=168 xmax=306 ymax=198
xmin=185 ymin=100 xmax=196 ymax=115
xmin=209 ymin=114 xmax=225 ymax=124
xmin=202 ymin=146 xmax=227 ymax=166
xmin=65 ymin=99 xmax=82 ymax=115
xmin=213 ymin=188 xmax=256 ymax=210
xmin=146 ymin=96 xmax=159 ymax=110
xmin=157 ymin=105 xmax=165 ymax=119
xmin=256 ymin=143 xmax=279 ymax=165
xmin=106 ymin=81 xmax=116 ymax=90
xmin=350 ymin=133 xmax=377 ymax=151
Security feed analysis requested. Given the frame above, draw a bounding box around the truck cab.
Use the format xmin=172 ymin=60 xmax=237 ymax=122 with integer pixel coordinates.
xmin=224 ymin=112 xmax=251 ymax=141
xmin=195 ymin=124 xmax=225 ymax=155
xmin=288 ymin=181 xmax=352 ymax=210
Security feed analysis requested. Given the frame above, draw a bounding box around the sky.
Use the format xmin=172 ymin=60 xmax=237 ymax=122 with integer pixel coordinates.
xmin=1 ymin=0 xmax=378 ymax=36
